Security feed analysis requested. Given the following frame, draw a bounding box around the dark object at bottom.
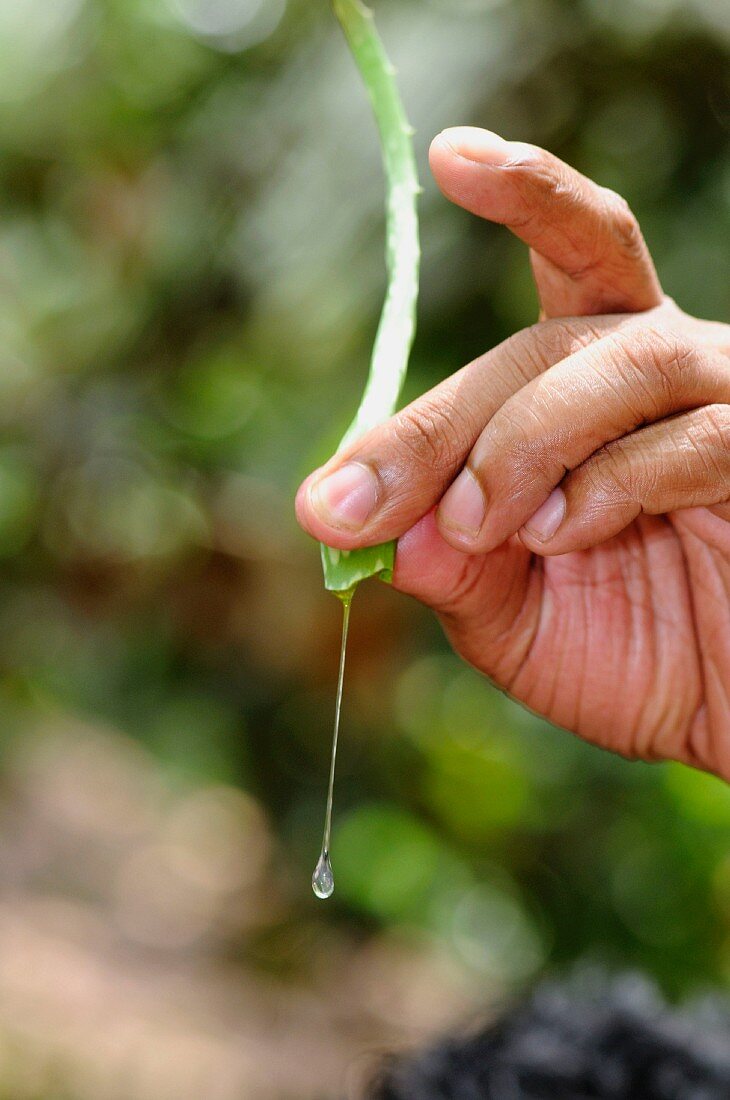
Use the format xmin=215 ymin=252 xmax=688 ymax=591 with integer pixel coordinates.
xmin=368 ymin=974 xmax=730 ymax=1099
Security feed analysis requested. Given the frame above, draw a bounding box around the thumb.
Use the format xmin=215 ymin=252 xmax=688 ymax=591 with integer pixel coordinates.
xmin=429 ymin=127 xmax=663 ymax=318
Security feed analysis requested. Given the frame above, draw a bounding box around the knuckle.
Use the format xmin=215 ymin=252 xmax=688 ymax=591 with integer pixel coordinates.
xmin=585 ymin=440 xmax=636 ymax=500
xmin=616 ymin=325 xmax=700 ymax=407
xmin=480 ymin=399 xmax=561 ymax=494
xmin=700 ymin=403 xmax=730 ymax=455
xmin=392 ymin=400 xmax=464 ymax=471
xmin=600 ymin=187 xmax=645 ymax=260
xmin=533 ymin=318 xmax=587 ymax=360
xmin=484 ymin=404 xmax=539 ymax=468
xmin=494 ymin=328 xmax=544 ymax=383
xmin=504 ymin=148 xmax=575 ymax=225
xmin=649 ymin=332 xmax=700 ymax=397
xmin=528 ymin=160 xmax=572 ymax=203
xmin=679 ymin=406 xmax=730 ymax=490
xmin=512 ymin=317 xmax=602 ymax=373
xmin=641 ymin=323 xmax=697 ymax=370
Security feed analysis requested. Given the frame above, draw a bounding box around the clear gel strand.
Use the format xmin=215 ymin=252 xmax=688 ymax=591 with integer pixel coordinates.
xmin=312 ymin=587 xmax=355 ymax=900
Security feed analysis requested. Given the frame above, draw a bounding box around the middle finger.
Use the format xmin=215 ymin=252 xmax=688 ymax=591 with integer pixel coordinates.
xmin=437 ymin=324 xmax=730 ymax=552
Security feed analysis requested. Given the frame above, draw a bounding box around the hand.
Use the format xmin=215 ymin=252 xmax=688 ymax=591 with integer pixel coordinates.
xmin=296 ymin=127 xmax=730 ymax=780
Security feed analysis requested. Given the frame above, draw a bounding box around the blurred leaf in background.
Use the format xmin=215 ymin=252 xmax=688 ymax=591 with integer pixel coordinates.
xmin=0 ymin=0 xmax=727 ymax=1096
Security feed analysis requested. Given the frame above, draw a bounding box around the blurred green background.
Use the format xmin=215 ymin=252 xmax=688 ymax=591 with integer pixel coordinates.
xmin=0 ymin=0 xmax=728 ymax=1096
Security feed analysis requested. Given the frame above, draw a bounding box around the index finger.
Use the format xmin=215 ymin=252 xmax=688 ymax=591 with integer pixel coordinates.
xmin=295 ymin=314 xmax=626 ymax=549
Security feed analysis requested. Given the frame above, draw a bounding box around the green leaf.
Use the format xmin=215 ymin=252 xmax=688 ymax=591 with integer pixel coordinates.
xmin=322 ymin=0 xmax=420 ymax=593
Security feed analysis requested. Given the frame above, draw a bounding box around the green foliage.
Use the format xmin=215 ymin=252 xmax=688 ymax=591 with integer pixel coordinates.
xmin=334 ymin=803 xmax=448 ymax=921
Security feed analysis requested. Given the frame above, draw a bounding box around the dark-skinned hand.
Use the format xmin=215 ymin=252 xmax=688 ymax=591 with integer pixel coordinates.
xmin=297 ymin=127 xmax=730 ymax=780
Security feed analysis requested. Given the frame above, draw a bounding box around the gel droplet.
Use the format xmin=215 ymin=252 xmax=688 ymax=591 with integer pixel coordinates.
xmin=312 ymin=850 xmax=334 ymax=899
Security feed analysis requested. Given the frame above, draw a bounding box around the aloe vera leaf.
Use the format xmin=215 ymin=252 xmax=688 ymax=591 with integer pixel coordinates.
xmin=322 ymin=0 xmax=420 ymax=593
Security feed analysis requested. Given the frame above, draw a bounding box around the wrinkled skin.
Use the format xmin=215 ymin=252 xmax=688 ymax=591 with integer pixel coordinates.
xmin=296 ymin=127 xmax=730 ymax=780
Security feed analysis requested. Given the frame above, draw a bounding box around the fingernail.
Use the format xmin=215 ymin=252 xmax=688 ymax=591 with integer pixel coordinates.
xmin=436 ymin=126 xmax=513 ymax=166
xmin=438 ymin=468 xmax=486 ymax=538
xmin=524 ymin=488 xmax=566 ymax=542
xmin=309 ymin=463 xmax=378 ymax=531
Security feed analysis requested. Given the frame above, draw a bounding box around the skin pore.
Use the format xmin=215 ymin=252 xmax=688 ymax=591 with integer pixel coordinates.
xmin=296 ymin=127 xmax=730 ymax=781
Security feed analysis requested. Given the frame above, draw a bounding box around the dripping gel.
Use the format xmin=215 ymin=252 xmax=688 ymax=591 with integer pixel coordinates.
xmin=312 ymin=587 xmax=354 ymax=900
